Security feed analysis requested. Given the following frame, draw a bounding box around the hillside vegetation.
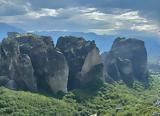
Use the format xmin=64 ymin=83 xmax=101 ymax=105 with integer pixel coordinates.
xmin=0 ymin=73 xmax=160 ymax=116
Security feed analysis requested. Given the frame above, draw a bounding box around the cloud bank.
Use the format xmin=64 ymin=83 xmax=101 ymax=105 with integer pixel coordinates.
xmin=0 ymin=0 xmax=159 ymax=36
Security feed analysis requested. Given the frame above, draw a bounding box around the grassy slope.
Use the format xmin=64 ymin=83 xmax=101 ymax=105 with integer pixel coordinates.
xmin=0 ymin=74 xmax=160 ymax=116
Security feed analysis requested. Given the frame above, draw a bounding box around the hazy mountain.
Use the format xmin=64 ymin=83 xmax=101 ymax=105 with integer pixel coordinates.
xmin=35 ymin=31 xmax=116 ymax=52
xmin=0 ymin=23 xmax=24 ymax=39
xmin=35 ymin=31 xmax=160 ymax=63
xmin=0 ymin=25 xmax=159 ymax=63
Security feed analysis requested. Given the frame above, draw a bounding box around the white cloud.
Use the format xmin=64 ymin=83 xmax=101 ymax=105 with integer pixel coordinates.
xmin=0 ymin=8 xmax=59 ymax=23
xmin=84 ymin=11 xmax=108 ymax=21
xmin=0 ymin=16 xmax=23 ymax=23
xmin=131 ymin=24 xmax=159 ymax=32
xmin=0 ymin=0 xmax=14 ymax=6
xmin=0 ymin=0 xmax=32 ymax=16
xmin=80 ymin=8 xmax=97 ymax=13
xmin=115 ymin=11 xmax=148 ymax=23
xmin=0 ymin=6 xmax=159 ymax=36
xmin=88 ymin=28 xmax=117 ymax=35
xmin=27 ymin=8 xmax=59 ymax=19
xmin=80 ymin=9 xmax=159 ymax=35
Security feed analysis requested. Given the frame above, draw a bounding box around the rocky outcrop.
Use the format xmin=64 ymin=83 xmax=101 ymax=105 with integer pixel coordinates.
xmin=0 ymin=33 xmax=105 ymax=93
xmin=56 ymin=36 xmax=104 ymax=89
xmin=1 ymin=32 xmax=148 ymax=93
xmin=104 ymin=37 xmax=148 ymax=86
xmin=0 ymin=37 xmax=34 ymax=90
xmin=101 ymin=52 xmax=108 ymax=64
xmin=5 ymin=80 xmax=17 ymax=90
xmin=0 ymin=32 xmax=69 ymax=93
xmin=29 ymin=45 xmax=68 ymax=93
xmin=16 ymin=54 xmax=37 ymax=91
xmin=46 ymin=50 xmax=69 ymax=93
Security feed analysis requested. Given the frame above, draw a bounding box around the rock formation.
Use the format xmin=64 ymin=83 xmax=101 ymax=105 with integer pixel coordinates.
xmin=104 ymin=37 xmax=148 ymax=86
xmin=0 ymin=32 xmax=69 ymax=93
xmin=0 ymin=32 xmax=149 ymax=93
xmin=56 ymin=36 xmax=104 ymax=89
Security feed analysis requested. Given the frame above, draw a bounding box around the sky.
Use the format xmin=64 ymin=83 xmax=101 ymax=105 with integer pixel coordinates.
xmin=0 ymin=0 xmax=160 ymax=36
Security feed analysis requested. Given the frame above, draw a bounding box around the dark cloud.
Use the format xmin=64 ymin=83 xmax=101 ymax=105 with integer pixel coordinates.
xmin=25 ymin=0 xmax=160 ymax=20
xmin=0 ymin=0 xmax=32 ymax=16
xmin=0 ymin=0 xmax=159 ymax=22
xmin=74 ymin=0 xmax=160 ymax=23
xmin=27 ymin=0 xmax=77 ymax=9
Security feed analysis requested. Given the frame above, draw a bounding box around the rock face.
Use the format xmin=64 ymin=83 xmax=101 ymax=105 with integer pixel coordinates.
xmin=104 ymin=37 xmax=148 ymax=86
xmin=56 ymin=36 xmax=104 ymax=89
xmin=0 ymin=32 xmax=69 ymax=93
xmin=1 ymin=32 xmax=148 ymax=93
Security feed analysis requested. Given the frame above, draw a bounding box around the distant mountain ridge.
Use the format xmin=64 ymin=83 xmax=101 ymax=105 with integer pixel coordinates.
xmin=35 ymin=31 xmax=116 ymax=52
xmin=0 ymin=22 xmax=159 ymax=63
xmin=35 ymin=31 xmax=160 ymax=63
xmin=0 ymin=23 xmax=24 ymax=39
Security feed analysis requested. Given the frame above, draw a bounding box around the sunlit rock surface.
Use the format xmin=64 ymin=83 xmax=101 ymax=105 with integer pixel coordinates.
xmin=56 ymin=36 xmax=104 ymax=89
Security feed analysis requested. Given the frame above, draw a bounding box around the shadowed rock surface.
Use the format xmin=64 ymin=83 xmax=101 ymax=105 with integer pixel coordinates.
xmin=0 ymin=33 xmax=149 ymax=94
xmin=104 ymin=37 xmax=148 ymax=86
xmin=0 ymin=32 xmax=69 ymax=93
xmin=56 ymin=36 xmax=104 ymax=89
